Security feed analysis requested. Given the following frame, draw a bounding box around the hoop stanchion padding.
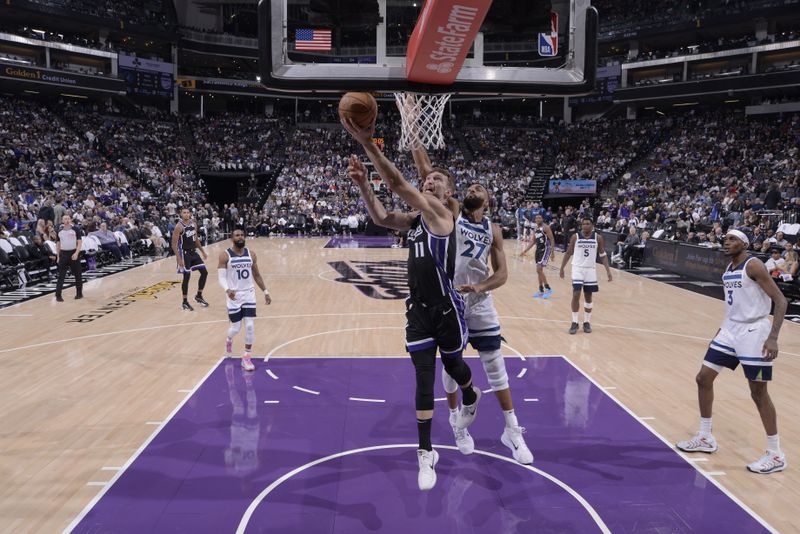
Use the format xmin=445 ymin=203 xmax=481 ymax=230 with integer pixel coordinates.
xmin=394 ymin=92 xmax=452 ymax=151
xmin=405 ymin=0 xmax=493 ymax=85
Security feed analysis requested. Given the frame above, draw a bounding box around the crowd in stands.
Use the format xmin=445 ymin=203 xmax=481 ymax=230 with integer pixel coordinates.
xmin=191 ymin=115 xmax=290 ymax=172
xmin=0 ymin=97 xmax=204 ymax=286
xmin=3 ymin=90 xmax=800 ymax=298
xmin=632 ymin=30 xmax=800 ymax=63
xmin=24 ymin=0 xmax=173 ymax=29
xmin=595 ymin=0 xmax=800 ymax=40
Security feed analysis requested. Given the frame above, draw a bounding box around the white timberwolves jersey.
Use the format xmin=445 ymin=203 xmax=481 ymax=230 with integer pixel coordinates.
xmin=572 ymin=232 xmax=598 ymax=269
xmin=723 ymin=257 xmax=771 ymax=322
xmin=226 ymin=248 xmax=254 ymax=292
xmin=454 ymin=214 xmax=493 ymax=286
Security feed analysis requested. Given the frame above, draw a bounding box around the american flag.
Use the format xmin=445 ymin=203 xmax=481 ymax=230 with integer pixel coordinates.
xmin=295 ymin=29 xmax=332 ymax=51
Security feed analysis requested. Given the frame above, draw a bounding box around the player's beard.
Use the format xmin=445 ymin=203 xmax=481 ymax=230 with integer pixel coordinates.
xmin=234 ymin=239 xmax=245 ymax=248
xmin=463 ymin=196 xmax=483 ymax=210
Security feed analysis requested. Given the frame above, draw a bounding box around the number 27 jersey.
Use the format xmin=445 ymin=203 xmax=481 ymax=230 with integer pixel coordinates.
xmin=454 ymin=214 xmax=492 ymax=286
xmin=226 ymin=248 xmax=254 ymax=292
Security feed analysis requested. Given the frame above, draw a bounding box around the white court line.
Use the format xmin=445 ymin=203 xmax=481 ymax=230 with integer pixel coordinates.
xmin=6 ymin=310 xmax=799 ymax=359
xmin=517 ymin=368 xmax=527 ymax=378
xmin=686 ymin=457 xmax=709 ymax=463
xmin=100 ymin=467 xmax=122 ymax=471
xmin=501 ymin=342 xmax=525 ymax=361
xmin=0 ymin=311 xmax=401 ymax=356
xmin=348 ymin=397 xmax=385 ymax=403
xmin=264 ymin=326 xmax=403 ymax=361
xmin=64 ymin=356 xmax=223 ymax=534
xmin=177 ymin=389 xmax=192 ymax=393
xmin=235 ymin=443 xmax=611 ymax=534
xmin=561 ymin=356 xmax=777 ymax=533
xmin=145 ymin=421 xmax=161 ymax=425
xmin=482 ymin=388 xmax=492 ymax=394
xmin=292 ymin=386 xmax=320 ymax=395
xmin=705 ymin=471 xmax=727 ymax=476
xmin=639 ymin=416 xmax=655 ymax=420
xmin=86 ymin=482 xmax=108 ymax=487
xmin=263 ymin=400 xmax=280 ymax=404
xmin=265 ymin=370 xmax=279 ymax=380
xmin=524 ymin=398 xmax=539 ymax=402
xmin=603 ymin=386 xmax=617 ymax=390
xmin=434 ymin=397 xmax=447 ymax=402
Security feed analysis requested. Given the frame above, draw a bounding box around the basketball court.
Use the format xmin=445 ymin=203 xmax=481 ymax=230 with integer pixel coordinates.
xmin=1 ymin=0 xmax=798 ymax=532
xmin=1 ymin=237 xmax=798 ymax=532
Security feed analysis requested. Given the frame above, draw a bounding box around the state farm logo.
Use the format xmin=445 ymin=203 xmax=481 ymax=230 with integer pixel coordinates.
xmin=427 ymin=62 xmax=454 ymax=74
xmin=426 ymin=4 xmax=479 ymax=74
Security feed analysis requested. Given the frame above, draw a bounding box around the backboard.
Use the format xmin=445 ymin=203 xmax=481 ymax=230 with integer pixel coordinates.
xmin=258 ymin=0 xmax=597 ymax=96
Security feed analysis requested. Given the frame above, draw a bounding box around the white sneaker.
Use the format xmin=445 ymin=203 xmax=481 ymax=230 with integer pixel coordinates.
xmin=747 ymin=450 xmax=787 ymax=474
xmin=676 ymin=432 xmax=718 ymax=453
xmin=452 ymin=425 xmax=475 ymax=455
xmin=455 ymin=387 xmax=482 ymax=430
xmin=417 ymin=448 xmax=439 ymax=491
xmin=501 ymin=426 xmax=534 ymax=464
xmin=241 ymin=356 xmax=255 ymax=372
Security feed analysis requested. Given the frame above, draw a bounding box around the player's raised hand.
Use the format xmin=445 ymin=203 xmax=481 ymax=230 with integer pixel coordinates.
xmin=347 ymin=155 xmax=368 ymax=187
xmin=340 ymin=116 xmax=375 ymax=145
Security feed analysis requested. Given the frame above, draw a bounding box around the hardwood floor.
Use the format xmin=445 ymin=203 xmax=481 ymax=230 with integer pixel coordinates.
xmin=0 ymin=237 xmax=797 ymax=533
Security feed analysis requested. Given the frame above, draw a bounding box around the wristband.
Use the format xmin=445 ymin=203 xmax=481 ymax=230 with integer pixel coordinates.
xmin=263 ymin=288 xmax=270 ymax=295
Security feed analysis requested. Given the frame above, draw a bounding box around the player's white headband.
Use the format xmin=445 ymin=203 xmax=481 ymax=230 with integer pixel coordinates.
xmin=725 ymin=229 xmax=749 ymax=247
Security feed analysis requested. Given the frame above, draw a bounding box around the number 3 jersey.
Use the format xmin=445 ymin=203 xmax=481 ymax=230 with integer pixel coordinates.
xmin=454 ymin=213 xmax=492 ymax=288
xmin=723 ymin=257 xmax=771 ymax=323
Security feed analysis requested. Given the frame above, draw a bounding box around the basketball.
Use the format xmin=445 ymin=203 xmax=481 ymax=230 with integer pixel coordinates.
xmin=338 ymin=92 xmax=378 ymax=128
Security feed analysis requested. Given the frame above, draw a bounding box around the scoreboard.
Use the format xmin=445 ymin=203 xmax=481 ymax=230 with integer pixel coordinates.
xmin=118 ymin=54 xmax=174 ymax=98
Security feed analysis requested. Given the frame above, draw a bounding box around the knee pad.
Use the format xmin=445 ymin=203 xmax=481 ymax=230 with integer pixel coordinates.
xmin=442 ymin=355 xmax=472 ymax=388
xmin=411 ymin=349 xmax=436 ymax=411
xmin=441 ymin=367 xmax=458 ymax=394
xmin=244 ymin=317 xmax=255 ymax=345
xmin=480 ymin=349 xmax=508 ymax=391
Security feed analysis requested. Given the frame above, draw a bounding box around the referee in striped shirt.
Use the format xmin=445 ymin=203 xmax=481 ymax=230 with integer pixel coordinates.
xmin=55 ymin=214 xmax=83 ymax=302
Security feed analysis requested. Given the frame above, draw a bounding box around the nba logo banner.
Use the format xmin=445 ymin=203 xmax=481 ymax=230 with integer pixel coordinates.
xmin=538 ymin=12 xmax=558 ymax=57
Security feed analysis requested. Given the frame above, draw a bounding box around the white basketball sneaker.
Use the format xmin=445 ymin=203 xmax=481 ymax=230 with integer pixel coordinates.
xmin=501 ymin=426 xmax=534 ymax=465
xmin=676 ymin=433 xmax=718 ymax=453
xmin=417 ymin=449 xmax=439 ymax=491
xmin=455 ymin=388 xmax=482 ymax=430
xmin=747 ymin=450 xmax=786 ymax=474
xmin=241 ymin=355 xmax=255 ymax=372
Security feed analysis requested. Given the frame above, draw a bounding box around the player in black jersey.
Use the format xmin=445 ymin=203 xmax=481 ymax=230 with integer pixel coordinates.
xmin=520 ymin=214 xmax=556 ymax=298
xmin=171 ymin=208 xmax=209 ymax=311
xmin=343 ymin=116 xmax=480 ymax=491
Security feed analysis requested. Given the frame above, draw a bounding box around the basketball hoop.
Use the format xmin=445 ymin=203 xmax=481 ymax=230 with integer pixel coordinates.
xmin=393 ymin=92 xmax=452 ymax=151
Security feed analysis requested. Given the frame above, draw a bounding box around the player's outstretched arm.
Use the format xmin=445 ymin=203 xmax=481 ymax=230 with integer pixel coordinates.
xmin=250 ymin=250 xmax=271 ymax=305
xmin=460 ymin=224 xmax=508 ymax=294
xmin=342 ymin=117 xmax=437 ymax=218
xmin=544 ymin=225 xmax=557 ymax=263
xmin=560 ymin=234 xmax=576 ymax=278
xmin=748 ymin=259 xmax=787 ymax=361
xmin=346 ymin=155 xmax=414 ymax=231
xmin=597 ymin=234 xmax=612 ymax=282
xmin=217 ymin=251 xmax=236 ymax=300
xmin=171 ymin=224 xmax=183 ymax=267
xmin=194 ymin=222 xmax=207 ymax=259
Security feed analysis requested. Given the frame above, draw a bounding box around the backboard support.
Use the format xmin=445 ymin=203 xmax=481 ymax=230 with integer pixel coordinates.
xmin=258 ymin=0 xmax=597 ymax=97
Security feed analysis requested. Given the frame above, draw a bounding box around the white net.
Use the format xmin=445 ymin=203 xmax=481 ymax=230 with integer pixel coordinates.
xmin=393 ymin=92 xmax=452 ymax=151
